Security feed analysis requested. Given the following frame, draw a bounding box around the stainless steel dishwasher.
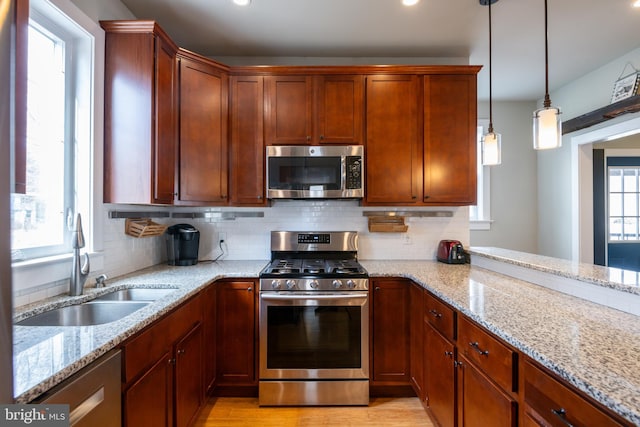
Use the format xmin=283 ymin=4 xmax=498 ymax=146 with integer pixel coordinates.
xmin=34 ymin=350 xmax=122 ymax=427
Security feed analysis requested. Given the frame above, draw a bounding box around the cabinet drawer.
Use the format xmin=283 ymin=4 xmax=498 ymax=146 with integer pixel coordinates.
xmin=524 ymin=360 xmax=625 ymax=427
xmin=457 ymin=316 xmax=515 ymax=393
xmin=123 ymin=296 xmax=202 ymax=383
xmin=424 ymin=292 xmax=455 ymax=341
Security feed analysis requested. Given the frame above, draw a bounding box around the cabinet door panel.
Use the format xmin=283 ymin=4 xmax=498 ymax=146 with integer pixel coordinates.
xmin=365 ymin=75 xmax=421 ymax=204
xmin=425 ymin=324 xmax=456 ymax=427
xmin=423 ymin=74 xmax=477 ymax=205
xmin=371 ymin=279 xmax=410 ymax=383
xmin=265 ymin=76 xmax=313 ymax=144
xmin=153 ymin=35 xmax=177 ymax=204
xmin=124 ymin=351 xmax=172 ymax=427
xmin=315 ymin=75 xmax=363 ymax=144
xmin=178 ymin=57 xmax=228 ymax=204
xmin=410 ymin=283 xmax=424 ymax=398
xmin=175 ymin=323 xmax=203 ymax=427
xmin=230 ymin=76 xmax=266 ymax=205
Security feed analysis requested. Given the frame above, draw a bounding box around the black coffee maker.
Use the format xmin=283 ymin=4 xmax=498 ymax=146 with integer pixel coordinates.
xmin=166 ymin=224 xmax=200 ymax=266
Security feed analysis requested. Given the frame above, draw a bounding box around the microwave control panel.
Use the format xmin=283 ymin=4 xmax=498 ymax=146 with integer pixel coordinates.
xmin=346 ymin=156 xmax=363 ymax=189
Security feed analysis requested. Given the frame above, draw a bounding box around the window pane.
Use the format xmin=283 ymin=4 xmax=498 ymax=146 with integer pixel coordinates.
xmin=610 ymin=217 xmax=622 ymax=240
xmin=609 ymin=168 xmax=622 ymax=192
xmin=624 ymin=217 xmax=638 ymax=240
xmin=11 ymin=24 xmax=67 ymax=258
xmin=624 ymin=169 xmax=638 ymax=192
xmin=624 ymin=193 xmax=638 ymax=217
xmin=609 ymin=193 xmax=622 ymax=217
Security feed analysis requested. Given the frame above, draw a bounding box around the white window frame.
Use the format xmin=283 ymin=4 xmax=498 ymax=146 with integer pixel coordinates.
xmin=470 ymin=119 xmax=493 ymax=230
xmin=11 ymin=0 xmax=104 ymax=296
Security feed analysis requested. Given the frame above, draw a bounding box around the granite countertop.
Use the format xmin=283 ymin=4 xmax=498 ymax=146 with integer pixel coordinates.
xmin=12 ymin=253 xmax=640 ymax=425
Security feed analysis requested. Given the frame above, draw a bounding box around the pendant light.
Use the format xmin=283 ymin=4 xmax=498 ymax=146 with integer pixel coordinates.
xmin=533 ymin=0 xmax=562 ymax=150
xmin=480 ymin=0 xmax=501 ymax=165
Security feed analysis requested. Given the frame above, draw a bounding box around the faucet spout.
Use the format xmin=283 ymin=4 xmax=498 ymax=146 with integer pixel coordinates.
xmin=69 ymin=213 xmax=90 ymax=296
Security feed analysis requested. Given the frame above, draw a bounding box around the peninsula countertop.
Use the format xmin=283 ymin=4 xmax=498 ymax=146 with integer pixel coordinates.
xmin=12 ymin=251 xmax=640 ymax=425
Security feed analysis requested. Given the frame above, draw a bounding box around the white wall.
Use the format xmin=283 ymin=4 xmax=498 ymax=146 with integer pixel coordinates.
xmin=471 ymin=100 xmax=538 ymax=253
xmin=537 ymin=48 xmax=640 ymax=260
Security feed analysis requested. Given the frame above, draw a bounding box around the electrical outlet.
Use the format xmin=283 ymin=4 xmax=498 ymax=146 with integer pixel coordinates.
xmin=402 ymin=234 xmax=413 ymax=245
xmin=219 ymin=232 xmax=227 ymax=242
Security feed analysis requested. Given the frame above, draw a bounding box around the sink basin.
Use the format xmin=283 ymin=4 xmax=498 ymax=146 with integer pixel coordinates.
xmin=16 ymin=301 xmax=150 ymax=327
xmin=93 ymin=288 xmax=176 ymax=302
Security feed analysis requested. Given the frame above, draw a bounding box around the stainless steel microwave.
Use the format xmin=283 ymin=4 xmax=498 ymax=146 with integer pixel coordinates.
xmin=266 ymin=145 xmax=364 ymax=199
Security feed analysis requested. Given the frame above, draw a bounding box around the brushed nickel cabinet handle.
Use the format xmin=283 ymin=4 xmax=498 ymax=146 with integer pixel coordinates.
xmin=551 ymin=408 xmax=574 ymax=427
xmin=429 ymin=309 xmax=442 ymax=319
xmin=469 ymin=341 xmax=489 ymax=356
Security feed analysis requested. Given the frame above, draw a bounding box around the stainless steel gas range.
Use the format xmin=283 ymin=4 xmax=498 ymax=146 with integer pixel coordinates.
xmin=258 ymin=231 xmax=370 ymax=406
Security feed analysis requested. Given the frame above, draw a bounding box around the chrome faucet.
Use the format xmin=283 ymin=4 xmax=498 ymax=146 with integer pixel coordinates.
xmin=70 ymin=213 xmax=90 ymax=296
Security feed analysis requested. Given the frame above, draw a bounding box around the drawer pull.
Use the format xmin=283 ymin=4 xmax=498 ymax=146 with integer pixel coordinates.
xmin=551 ymin=408 xmax=574 ymax=427
xmin=469 ymin=341 xmax=489 ymax=356
xmin=444 ymin=351 xmax=453 ymax=359
xmin=428 ymin=309 xmax=442 ymax=318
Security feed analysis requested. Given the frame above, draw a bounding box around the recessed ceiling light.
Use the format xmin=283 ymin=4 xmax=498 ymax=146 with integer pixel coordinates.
xmin=634 ymin=0 xmax=640 ymax=7
xmin=233 ymin=0 xmax=251 ymax=5
xmin=402 ymin=0 xmax=420 ymax=6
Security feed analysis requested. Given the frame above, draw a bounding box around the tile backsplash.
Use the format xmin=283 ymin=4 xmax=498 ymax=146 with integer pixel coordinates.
xmin=14 ymin=201 xmax=469 ymax=306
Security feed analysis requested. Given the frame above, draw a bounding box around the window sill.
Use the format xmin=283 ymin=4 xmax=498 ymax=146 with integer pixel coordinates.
xmin=470 ymin=219 xmax=493 ymax=231
xmin=12 ymin=251 xmax=105 ymax=295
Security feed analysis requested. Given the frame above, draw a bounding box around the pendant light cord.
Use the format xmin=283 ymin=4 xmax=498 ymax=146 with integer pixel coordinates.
xmin=543 ymin=0 xmax=551 ymax=108
xmin=488 ymin=0 xmax=494 ymax=133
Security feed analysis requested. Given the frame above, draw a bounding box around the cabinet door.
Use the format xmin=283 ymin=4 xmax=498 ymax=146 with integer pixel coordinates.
xmin=217 ymin=280 xmax=256 ymax=385
xmin=265 ymin=76 xmax=313 ymax=144
xmin=153 ymin=34 xmax=178 ymax=204
xmin=124 ymin=351 xmax=173 ymax=427
xmin=457 ymin=354 xmax=517 ymax=427
xmin=229 ymin=75 xmax=266 ymax=205
xmin=424 ymin=323 xmax=456 ymax=427
xmin=409 ymin=283 xmax=424 ymax=398
xmin=365 ymin=75 xmax=421 ymax=204
xmin=202 ymin=285 xmax=217 ymax=394
xmin=178 ymin=56 xmax=228 ymax=204
xmin=315 ymin=75 xmax=364 ymax=144
xmin=423 ymin=74 xmax=477 ymax=205
xmin=175 ymin=323 xmax=203 ymax=427
xmin=371 ymin=279 xmax=410 ymax=384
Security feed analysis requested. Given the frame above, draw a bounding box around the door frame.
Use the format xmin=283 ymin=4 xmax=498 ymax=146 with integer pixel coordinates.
xmin=571 ymin=113 xmax=640 ymax=263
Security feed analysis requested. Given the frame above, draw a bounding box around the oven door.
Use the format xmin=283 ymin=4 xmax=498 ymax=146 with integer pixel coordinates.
xmin=259 ymin=292 xmax=369 ymax=380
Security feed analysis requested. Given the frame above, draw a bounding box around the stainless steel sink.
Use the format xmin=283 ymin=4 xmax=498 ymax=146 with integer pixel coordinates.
xmin=93 ymin=288 xmax=176 ymax=302
xmin=16 ymin=301 xmax=149 ymax=327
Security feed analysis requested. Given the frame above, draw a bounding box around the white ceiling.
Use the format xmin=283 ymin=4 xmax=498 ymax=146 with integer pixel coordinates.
xmin=120 ymin=0 xmax=640 ymax=101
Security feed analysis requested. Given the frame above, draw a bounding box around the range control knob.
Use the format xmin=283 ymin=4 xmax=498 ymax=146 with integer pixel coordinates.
xmin=332 ymin=279 xmax=343 ymax=289
xmin=271 ymin=280 xmax=282 ymax=290
xmin=346 ymin=280 xmax=357 ymax=289
xmin=309 ymin=280 xmax=319 ymax=289
xmin=286 ymin=279 xmax=297 ymax=290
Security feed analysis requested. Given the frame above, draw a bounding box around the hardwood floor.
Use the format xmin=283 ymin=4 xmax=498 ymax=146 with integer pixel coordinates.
xmin=193 ymin=397 xmax=435 ymax=426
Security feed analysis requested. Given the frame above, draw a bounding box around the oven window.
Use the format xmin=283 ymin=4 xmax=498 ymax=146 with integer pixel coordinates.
xmin=266 ymin=306 xmax=361 ymax=369
xmin=268 ymin=157 xmax=341 ymax=190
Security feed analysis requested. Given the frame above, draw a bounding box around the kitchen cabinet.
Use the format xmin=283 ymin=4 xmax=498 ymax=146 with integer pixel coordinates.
xmin=101 ymin=21 xmax=178 ymax=204
xmin=365 ymin=75 xmax=422 ymax=204
xmin=216 ymin=280 xmax=258 ymax=394
xmin=121 ymin=295 xmax=203 ymax=427
xmin=229 ymin=75 xmax=266 ymax=205
xmin=176 ymin=51 xmax=228 ymax=205
xmin=370 ymin=278 xmax=411 ymax=386
xmin=410 ymin=282 xmax=425 ymax=400
xmin=264 ymin=75 xmax=364 ymax=145
xmin=203 ymin=284 xmax=217 ymax=394
xmin=523 ymin=358 xmax=627 ymax=427
xmin=423 ymin=74 xmax=477 ymax=205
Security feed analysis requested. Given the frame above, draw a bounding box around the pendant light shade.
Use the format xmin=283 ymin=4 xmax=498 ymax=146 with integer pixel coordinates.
xmin=533 ymin=0 xmax=562 ymax=150
xmin=480 ymin=0 xmax=501 ymax=165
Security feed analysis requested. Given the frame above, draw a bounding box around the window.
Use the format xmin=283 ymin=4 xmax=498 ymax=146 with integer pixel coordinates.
xmin=470 ymin=120 xmax=492 ymax=230
xmin=10 ymin=0 xmax=94 ymax=262
xmin=608 ymin=164 xmax=640 ymax=241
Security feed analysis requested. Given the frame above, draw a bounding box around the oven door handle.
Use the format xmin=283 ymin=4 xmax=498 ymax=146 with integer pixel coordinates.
xmin=260 ymin=292 xmax=368 ymax=301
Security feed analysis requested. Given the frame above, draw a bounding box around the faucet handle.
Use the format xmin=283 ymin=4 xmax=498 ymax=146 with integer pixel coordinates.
xmin=81 ymin=253 xmax=90 ymax=275
xmin=95 ymin=274 xmax=107 ymax=288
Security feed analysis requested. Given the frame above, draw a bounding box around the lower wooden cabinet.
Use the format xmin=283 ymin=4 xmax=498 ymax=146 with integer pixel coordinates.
xmin=215 ymin=280 xmax=258 ymax=392
xmin=121 ymin=295 xmax=203 ymax=427
xmin=370 ymin=278 xmax=411 ymax=385
xmin=424 ymin=322 xmax=456 ymax=427
xmin=410 ymin=282 xmax=425 ymax=399
xmin=523 ymin=359 xmax=626 ymax=427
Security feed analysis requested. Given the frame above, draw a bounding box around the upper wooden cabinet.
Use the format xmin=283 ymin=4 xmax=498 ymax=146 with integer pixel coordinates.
xmin=423 ymin=74 xmax=477 ymax=205
xmin=229 ymin=75 xmax=267 ymax=206
xmin=102 ymin=21 xmax=178 ymax=205
xmin=365 ymin=75 xmax=422 ymax=204
xmin=264 ymin=75 xmax=364 ymax=145
xmin=176 ymin=51 xmax=228 ymax=205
